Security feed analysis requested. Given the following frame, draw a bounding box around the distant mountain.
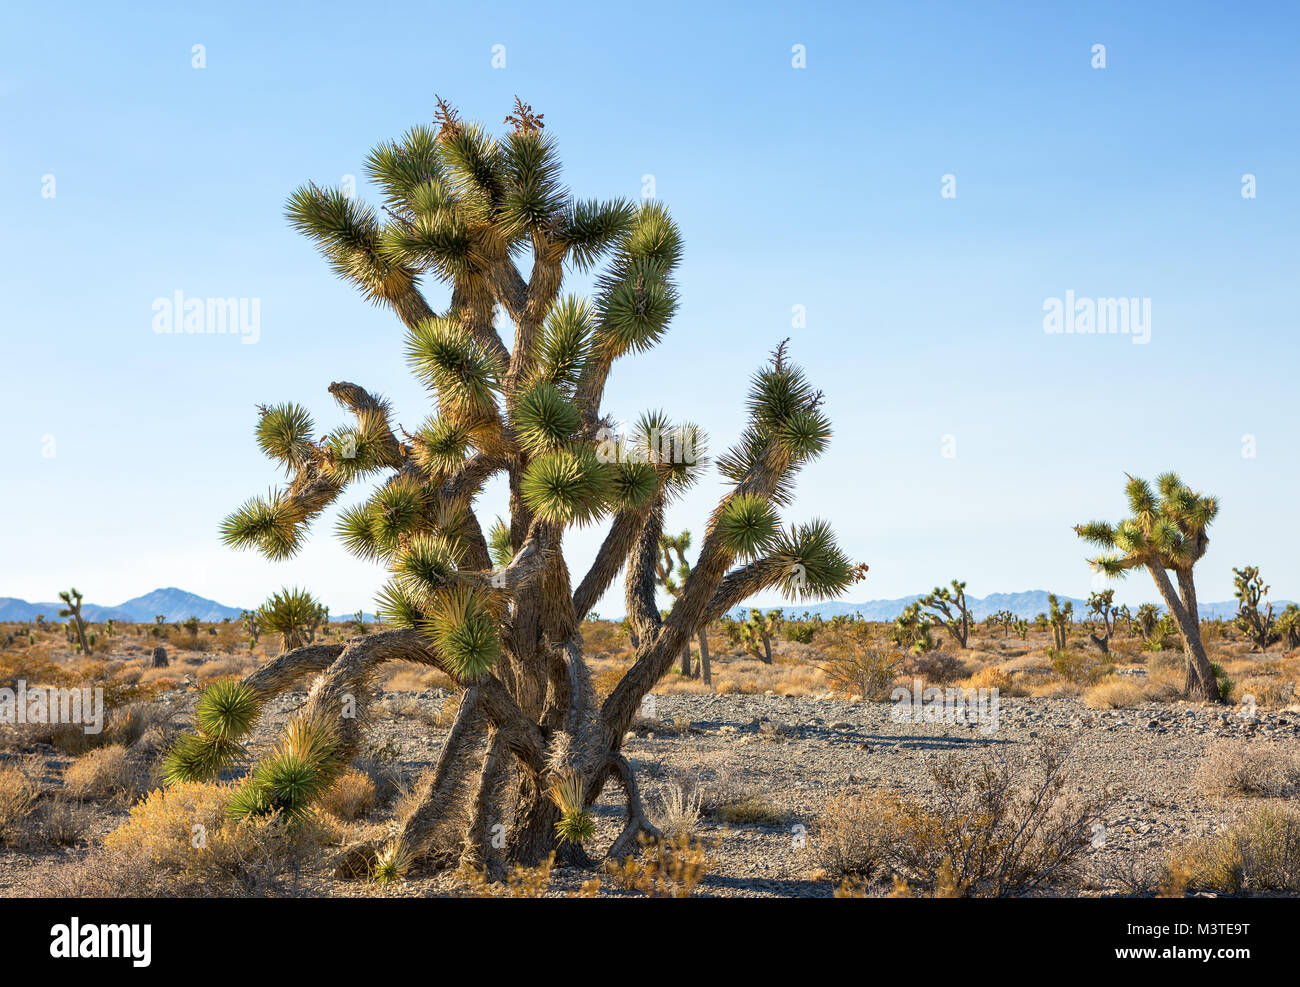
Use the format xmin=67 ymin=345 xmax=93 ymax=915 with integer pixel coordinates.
xmin=0 ymin=587 xmax=242 ymax=624
xmin=727 ymin=590 xmax=1295 ymax=623
xmin=113 ymin=588 xmax=243 ymax=623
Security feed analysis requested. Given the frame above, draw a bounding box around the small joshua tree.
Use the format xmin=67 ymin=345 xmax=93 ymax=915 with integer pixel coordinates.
xmin=257 ymin=587 xmax=323 ymax=654
xmin=1084 ymin=589 xmax=1119 ymax=656
xmin=1232 ymin=565 xmax=1278 ymax=652
xmin=986 ymin=609 xmax=1015 ymax=638
xmin=167 ymin=98 xmax=863 ymax=873
xmin=240 ymin=609 xmax=261 ymax=650
xmin=1012 ymin=617 xmax=1029 ymax=640
xmin=655 ymin=529 xmax=710 ymax=684
xmin=57 ymin=588 xmax=91 ymax=657
xmin=1076 ymin=473 xmax=1222 ymax=702
xmin=1276 ymin=604 xmax=1300 ymax=651
xmin=892 ymin=601 xmax=937 ymax=655
xmin=1047 ymin=593 xmax=1073 ymax=652
xmin=740 ymin=608 xmax=776 ymax=664
xmin=916 ymin=580 xmax=970 ymax=649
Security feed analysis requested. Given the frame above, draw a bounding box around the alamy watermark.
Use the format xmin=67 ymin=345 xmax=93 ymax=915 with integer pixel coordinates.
xmin=152 ymin=291 xmax=261 ymax=344
xmin=0 ymin=682 xmax=104 ymax=734
xmin=891 ymin=678 xmax=1000 ymax=735
xmin=1042 ymin=290 xmax=1150 ymax=344
xmin=594 ymin=424 xmax=701 ymax=466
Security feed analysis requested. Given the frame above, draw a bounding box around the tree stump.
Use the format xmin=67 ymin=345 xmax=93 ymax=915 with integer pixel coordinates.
xmin=150 ymin=646 xmax=169 ymax=668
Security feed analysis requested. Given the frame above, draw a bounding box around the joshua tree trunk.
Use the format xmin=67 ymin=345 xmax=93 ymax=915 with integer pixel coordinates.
xmin=679 ymin=641 xmax=692 ymax=677
xmin=1149 ymin=564 xmax=1219 ymax=702
xmin=697 ymin=629 xmax=711 ymax=686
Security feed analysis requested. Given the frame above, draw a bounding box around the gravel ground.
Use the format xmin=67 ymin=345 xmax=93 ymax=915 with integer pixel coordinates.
xmin=3 ymin=688 xmax=1297 ymax=897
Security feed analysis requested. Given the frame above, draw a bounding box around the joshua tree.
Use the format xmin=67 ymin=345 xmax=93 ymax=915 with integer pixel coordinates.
xmin=655 ymin=529 xmax=710 ymax=684
xmin=182 ymin=615 xmax=201 ymax=640
xmin=986 ymin=609 xmax=1015 ymax=638
xmin=1276 ymin=604 xmax=1300 ymax=651
xmin=257 ymin=587 xmax=324 ymax=654
xmin=739 ymin=608 xmax=777 ymax=664
xmin=891 ymin=601 xmax=937 ymax=655
xmin=57 ymin=588 xmax=91 ymax=657
xmin=167 ymin=99 xmax=863 ymax=875
xmin=1232 ymin=565 xmax=1278 ymax=652
xmin=916 ymin=579 xmax=970 ymax=648
xmin=1047 ymin=593 xmax=1073 ymax=652
xmin=1076 ymin=473 xmax=1222 ymax=702
xmin=240 ymin=609 xmax=261 ymax=650
xmin=1084 ymin=589 xmax=1119 ymax=656
xmin=1012 ymin=617 xmax=1029 ymax=640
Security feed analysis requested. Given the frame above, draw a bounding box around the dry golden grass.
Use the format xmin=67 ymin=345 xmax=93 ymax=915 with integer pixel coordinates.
xmin=63 ymin=744 xmax=139 ymax=800
xmin=1082 ymin=668 xmax=1183 ymax=708
xmin=958 ymin=665 xmax=1020 ymax=695
xmin=0 ymin=764 xmax=38 ymax=843
xmin=1195 ymin=741 xmax=1300 ymax=799
xmin=318 ymin=767 xmax=377 ymax=821
xmin=1163 ymin=804 xmax=1300 ymax=894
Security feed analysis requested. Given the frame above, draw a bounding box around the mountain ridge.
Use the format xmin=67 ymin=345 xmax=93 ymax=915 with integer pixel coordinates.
xmin=1 ymin=587 xmax=1291 ymax=625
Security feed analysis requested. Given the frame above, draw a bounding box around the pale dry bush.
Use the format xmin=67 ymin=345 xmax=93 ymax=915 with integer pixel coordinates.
xmin=1083 ymin=668 xmax=1183 ymax=708
xmin=1195 ymin=741 xmax=1300 ymax=798
xmin=317 ymin=767 xmax=377 ymax=821
xmin=40 ymin=795 xmax=93 ymax=847
xmin=815 ymin=740 xmax=1110 ymax=897
xmin=0 ymin=764 xmax=38 ymax=844
xmin=1164 ymin=804 xmax=1300 ymax=894
xmin=653 ymin=777 xmax=702 ymax=838
xmin=63 ymin=744 xmax=140 ymax=800
xmin=29 ymin=781 xmax=336 ymax=897
xmin=958 ymin=665 xmax=1021 ymax=695
xmin=903 ymin=651 xmax=968 ymax=685
xmin=1028 ymin=678 xmax=1084 ymax=699
xmin=818 ymin=626 xmax=903 ymax=700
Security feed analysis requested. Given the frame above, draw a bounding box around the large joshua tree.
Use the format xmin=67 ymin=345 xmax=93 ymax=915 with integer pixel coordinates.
xmin=168 ymin=98 xmax=863 ymax=874
xmin=1075 ymin=473 xmax=1221 ymax=702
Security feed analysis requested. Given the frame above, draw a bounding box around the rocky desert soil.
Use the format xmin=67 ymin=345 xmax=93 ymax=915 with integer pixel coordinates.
xmin=6 ymin=682 xmax=1290 ymax=898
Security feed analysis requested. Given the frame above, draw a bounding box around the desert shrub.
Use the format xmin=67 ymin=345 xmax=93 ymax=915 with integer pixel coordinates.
xmin=1165 ymin=804 xmax=1300 ymax=894
xmin=90 ymin=781 xmax=336 ymax=896
xmin=1195 ymin=741 xmax=1300 ymax=798
xmin=64 ymin=744 xmax=140 ymax=800
xmin=609 ymin=833 xmax=711 ymax=897
xmin=710 ymin=794 xmax=786 ymax=826
xmin=40 ymin=795 xmax=93 ymax=847
xmin=960 ymin=666 xmax=1015 ymax=694
xmin=653 ymin=779 xmax=703 ymax=838
xmin=815 ymin=740 xmax=1109 ymax=896
xmin=818 ymin=626 xmax=903 ymax=700
xmin=1234 ymin=676 xmax=1297 ymax=709
xmin=1083 ymin=671 xmax=1183 ymax=708
xmin=784 ymin=623 xmax=818 ymax=644
xmin=317 ymin=767 xmax=377 ymax=821
xmin=902 ymin=650 xmax=965 ymax=684
xmin=0 ymin=765 xmax=38 ymax=844
xmin=1049 ymin=648 xmax=1113 ymax=685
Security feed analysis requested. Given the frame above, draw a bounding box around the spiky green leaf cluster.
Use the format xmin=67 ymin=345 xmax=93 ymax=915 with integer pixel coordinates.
xmin=255 ymin=403 xmax=316 ymax=473
xmin=511 ymin=383 xmax=579 ymax=455
xmin=162 ymin=679 xmax=263 ymax=785
xmin=715 ymin=494 xmax=780 ymax=559
xmin=220 ymin=490 xmax=304 ymax=560
xmin=227 ymin=717 xmax=342 ymax=823
xmin=424 ymin=586 xmax=501 ymax=679
xmin=520 ymin=445 xmax=612 ymax=526
xmin=768 ymin=519 xmax=860 ymax=600
xmin=1077 ymin=472 xmax=1219 ymax=577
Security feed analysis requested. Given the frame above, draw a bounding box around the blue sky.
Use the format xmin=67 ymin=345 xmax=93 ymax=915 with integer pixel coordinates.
xmin=2 ymin=0 xmax=1296 ymax=615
